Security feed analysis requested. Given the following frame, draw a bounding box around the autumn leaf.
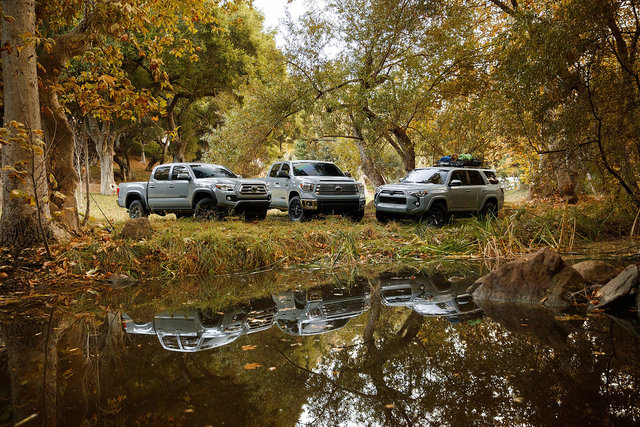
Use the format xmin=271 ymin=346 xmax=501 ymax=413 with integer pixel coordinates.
xmin=243 ymin=363 xmax=261 ymax=370
xmin=241 ymin=345 xmax=257 ymax=351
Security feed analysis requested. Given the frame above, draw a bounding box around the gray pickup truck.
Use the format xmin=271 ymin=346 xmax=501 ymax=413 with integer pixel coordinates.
xmin=374 ymin=166 xmax=504 ymax=226
xmin=117 ymin=162 xmax=271 ymax=220
xmin=263 ymin=160 xmax=366 ymax=221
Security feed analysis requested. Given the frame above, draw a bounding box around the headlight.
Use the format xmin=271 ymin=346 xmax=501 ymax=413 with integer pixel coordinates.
xmin=410 ymin=190 xmax=428 ymax=197
xmin=215 ymin=183 xmax=235 ymax=191
xmin=300 ymin=182 xmax=315 ymax=192
xmin=357 ymin=183 xmax=365 ymax=195
xmin=375 ymin=187 xmax=382 ymax=195
xmin=308 ymin=307 xmax=322 ymax=319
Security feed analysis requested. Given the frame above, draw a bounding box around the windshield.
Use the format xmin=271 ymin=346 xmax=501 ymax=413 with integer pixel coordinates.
xmin=402 ymin=169 xmax=446 ymax=184
xmin=292 ymin=162 xmax=345 ymax=177
xmin=190 ymin=164 xmax=237 ymax=179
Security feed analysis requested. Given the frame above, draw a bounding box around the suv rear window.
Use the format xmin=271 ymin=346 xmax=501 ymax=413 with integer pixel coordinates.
xmin=483 ymin=171 xmax=499 ymax=184
xmin=293 ymin=162 xmax=344 ymax=177
xmin=468 ymin=170 xmax=485 ymax=186
xmin=154 ymin=166 xmax=170 ymax=181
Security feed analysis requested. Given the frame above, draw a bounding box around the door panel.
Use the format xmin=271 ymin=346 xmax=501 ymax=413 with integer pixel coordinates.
xmin=148 ymin=166 xmax=171 ymax=210
xmin=170 ymin=165 xmax=192 ymax=209
xmin=447 ymin=170 xmax=471 ymax=211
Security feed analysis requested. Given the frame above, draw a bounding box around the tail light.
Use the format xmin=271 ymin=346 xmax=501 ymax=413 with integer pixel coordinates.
xmin=117 ymin=187 xmax=120 ymax=197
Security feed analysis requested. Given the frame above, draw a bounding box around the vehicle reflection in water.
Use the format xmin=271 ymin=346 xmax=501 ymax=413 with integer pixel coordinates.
xmin=123 ymin=273 xmax=480 ymax=352
xmin=378 ymin=271 xmax=482 ymax=323
xmin=123 ymin=298 xmax=277 ymax=352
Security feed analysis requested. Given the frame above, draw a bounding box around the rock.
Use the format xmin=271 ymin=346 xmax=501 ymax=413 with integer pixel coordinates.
xmin=594 ymin=265 xmax=639 ymax=309
xmin=572 ymin=260 xmax=620 ymax=285
xmin=471 ymin=247 xmax=585 ymax=307
xmin=120 ymin=217 xmax=153 ymax=240
xmin=108 ymin=273 xmax=136 ymax=289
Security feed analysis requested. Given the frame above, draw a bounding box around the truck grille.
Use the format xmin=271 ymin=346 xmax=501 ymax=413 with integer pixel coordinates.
xmin=240 ymin=184 xmax=267 ymax=194
xmin=321 ymin=299 xmax=365 ymax=318
xmin=379 ymin=196 xmax=407 ymax=204
xmin=246 ymin=308 xmax=276 ymax=330
xmin=316 ymin=183 xmax=358 ymax=195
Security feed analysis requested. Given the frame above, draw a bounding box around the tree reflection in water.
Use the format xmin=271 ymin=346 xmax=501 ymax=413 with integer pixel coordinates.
xmin=1 ymin=271 xmax=640 ymax=426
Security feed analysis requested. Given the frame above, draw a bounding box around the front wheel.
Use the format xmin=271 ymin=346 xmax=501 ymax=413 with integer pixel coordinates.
xmin=195 ymin=198 xmax=220 ymax=220
xmin=128 ymin=200 xmax=148 ymax=219
xmin=424 ymin=203 xmax=447 ymax=228
xmin=288 ymin=197 xmax=306 ymax=221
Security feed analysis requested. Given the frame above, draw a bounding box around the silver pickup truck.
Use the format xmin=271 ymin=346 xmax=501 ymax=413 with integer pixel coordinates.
xmin=117 ymin=163 xmax=271 ymax=220
xmin=263 ymin=160 xmax=366 ymax=221
xmin=374 ymin=166 xmax=504 ymax=226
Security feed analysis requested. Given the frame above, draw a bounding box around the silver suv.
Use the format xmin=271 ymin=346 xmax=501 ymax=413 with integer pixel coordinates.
xmin=374 ymin=166 xmax=504 ymax=226
xmin=264 ymin=160 xmax=366 ymax=221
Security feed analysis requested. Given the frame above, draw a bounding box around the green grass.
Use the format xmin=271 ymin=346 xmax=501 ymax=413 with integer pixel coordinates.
xmin=57 ymin=193 xmax=640 ymax=280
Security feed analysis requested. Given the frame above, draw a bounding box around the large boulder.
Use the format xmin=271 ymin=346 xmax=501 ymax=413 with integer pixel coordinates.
xmin=120 ymin=217 xmax=153 ymax=240
xmin=572 ymin=260 xmax=620 ymax=285
xmin=470 ymin=247 xmax=585 ymax=308
xmin=594 ymin=265 xmax=639 ymax=309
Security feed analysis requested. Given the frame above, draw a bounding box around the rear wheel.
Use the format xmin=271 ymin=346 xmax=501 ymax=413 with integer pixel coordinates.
xmin=195 ymin=198 xmax=220 ymax=220
xmin=481 ymin=200 xmax=498 ymax=219
xmin=424 ymin=203 xmax=447 ymax=228
xmin=288 ymin=197 xmax=306 ymax=221
xmin=128 ymin=200 xmax=147 ymax=219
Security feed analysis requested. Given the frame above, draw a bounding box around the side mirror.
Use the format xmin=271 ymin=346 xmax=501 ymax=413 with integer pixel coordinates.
xmin=176 ymin=173 xmax=191 ymax=181
xmin=449 ymin=179 xmax=462 ymax=187
xmin=277 ymin=170 xmax=290 ymax=179
xmin=236 ymin=174 xmax=243 ymax=179
xmin=344 ymin=171 xmax=352 ymax=177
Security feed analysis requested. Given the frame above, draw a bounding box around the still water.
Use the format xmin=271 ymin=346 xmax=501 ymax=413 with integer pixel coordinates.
xmin=1 ymin=266 xmax=640 ymax=426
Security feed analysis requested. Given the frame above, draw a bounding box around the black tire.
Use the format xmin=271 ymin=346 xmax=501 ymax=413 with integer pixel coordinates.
xmin=376 ymin=210 xmax=389 ymax=223
xmin=194 ymin=198 xmax=220 ymax=220
xmin=244 ymin=209 xmax=268 ymax=221
xmin=424 ymin=203 xmax=447 ymax=228
xmin=481 ymin=200 xmax=498 ymax=219
xmin=288 ymin=197 xmax=305 ymax=221
xmin=347 ymin=210 xmax=365 ymax=222
xmin=128 ymin=199 xmax=147 ymax=219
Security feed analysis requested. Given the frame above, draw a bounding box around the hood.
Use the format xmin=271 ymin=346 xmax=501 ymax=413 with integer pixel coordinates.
xmin=378 ymin=182 xmax=444 ymax=193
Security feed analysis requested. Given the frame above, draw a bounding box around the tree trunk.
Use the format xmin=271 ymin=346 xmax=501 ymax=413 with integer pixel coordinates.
xmin=0 ymin=0 xmax=55 ymax=248
xmin=351 ymin=115 xmax=386 ymax=186
xmin=85 ymin=116 xmax=125 ymax=196
xmin=38 ymin=25 xmax=92 ymax=235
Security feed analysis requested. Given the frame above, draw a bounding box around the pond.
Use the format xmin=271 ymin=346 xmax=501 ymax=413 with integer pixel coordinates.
xmin=1 ymin=264 xmax=640 ymax=426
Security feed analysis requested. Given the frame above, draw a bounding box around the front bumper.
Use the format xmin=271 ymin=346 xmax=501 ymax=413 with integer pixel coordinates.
xmin=301 ymin=196 xmax=365 ymax=213
xmin=374 ymin=192 xmax=429 ymax=216
xmin=216 ymin=191 xmax=271 ymax=212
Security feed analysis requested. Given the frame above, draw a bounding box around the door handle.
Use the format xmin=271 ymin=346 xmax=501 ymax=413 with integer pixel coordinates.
xmin=149 ymin=184 xmax=155 ymax=188
xmin=169 ymin=185 xmax=174 ymax=188
xmin=465 ymin=189 xmax=471 ymax=192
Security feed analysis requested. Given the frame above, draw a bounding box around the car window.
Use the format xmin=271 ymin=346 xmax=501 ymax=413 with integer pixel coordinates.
xmin=402 ymin=169 xmax=446 ymax=184
xmin=450 ymin=170 xmax=469 ymax=185
xmin=268 ymin=163 xmax=281 ymax=178
xmin=171 ymin=165 xmax=190 ymax=180
xmin=483 ymin=171 xmax=499 ymax=184
xmin=189 ymin=164 xmax=237 ymax=179
xmin=154 ymin=166 xmax=170 ymax=181
xmin=292 ymin=162 xmax=345 ymax=177
xmin=280 ymin=163 xmax=290 ymax=175
xmin=468 ymin=170 xmax=485 ymax=186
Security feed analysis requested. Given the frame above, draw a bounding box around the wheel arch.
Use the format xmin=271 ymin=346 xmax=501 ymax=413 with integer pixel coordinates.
xmin=192 ymin=190 xmax=217 ymax=208
xmin=125 ymin=192 xmax=145 ymax=209
xmin=427 ymin=197 xmax=448 ymax=212
xmin=288 ymin=190 xmax=301 ymax=203
xmin=480 ymin=196 xmax=498 ymax=212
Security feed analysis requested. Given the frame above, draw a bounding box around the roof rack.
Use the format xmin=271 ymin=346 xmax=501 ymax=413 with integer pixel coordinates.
xmin=435 ymin=160 xmax=484 ymax=168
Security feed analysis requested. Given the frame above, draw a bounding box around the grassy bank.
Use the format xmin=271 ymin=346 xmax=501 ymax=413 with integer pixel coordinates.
xmin=50 ymin=193 xmax=639 ymax=281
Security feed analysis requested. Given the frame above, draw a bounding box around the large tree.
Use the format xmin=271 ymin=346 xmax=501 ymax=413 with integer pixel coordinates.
xmin=0 ymin=0 xmax=57 ymax=248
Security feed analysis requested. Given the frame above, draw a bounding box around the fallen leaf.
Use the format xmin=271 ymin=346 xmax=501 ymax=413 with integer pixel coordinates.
xmin=244 ymin=363 xmax=261 ymax=370
xmin=242 ymin=345 xmax=257 ymax=351
xmin=384 ymin=404 xmax=395 ymax=409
